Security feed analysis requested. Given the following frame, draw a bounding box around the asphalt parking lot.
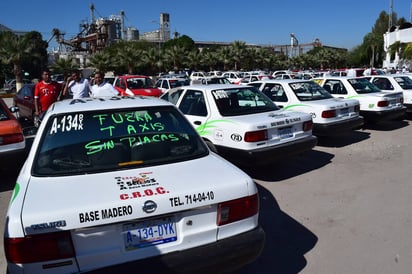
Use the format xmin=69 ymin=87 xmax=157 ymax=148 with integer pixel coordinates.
xmin=1 ymin=94 xmax=412 ymax=273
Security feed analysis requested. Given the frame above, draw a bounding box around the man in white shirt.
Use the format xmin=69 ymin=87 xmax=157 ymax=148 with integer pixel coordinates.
xmin=63 ymin=69 xmax=91 ymax=99
xmin=90 ymin=71 xmax=119 ymax=97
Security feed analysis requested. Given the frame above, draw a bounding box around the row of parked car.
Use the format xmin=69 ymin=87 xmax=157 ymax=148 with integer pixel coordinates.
xmin=2 ymin=71 xmax=412 ymax=273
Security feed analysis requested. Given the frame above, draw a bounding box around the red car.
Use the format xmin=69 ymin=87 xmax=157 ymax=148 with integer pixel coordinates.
xmin=13 ymin=83 xmax=36 ymax=124
xmin=113 ymin=75 xmax=162 ymax=97
xmin=0 ymin=97 xmax=25 ymax=156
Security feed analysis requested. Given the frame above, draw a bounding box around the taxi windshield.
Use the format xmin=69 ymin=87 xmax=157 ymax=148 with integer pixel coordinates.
xmin=33 ymin=106 xmax=208 ymax=176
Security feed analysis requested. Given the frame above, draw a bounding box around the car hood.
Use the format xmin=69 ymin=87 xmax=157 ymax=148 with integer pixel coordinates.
xmin=20 ymin=153 xmax=253 ymax=234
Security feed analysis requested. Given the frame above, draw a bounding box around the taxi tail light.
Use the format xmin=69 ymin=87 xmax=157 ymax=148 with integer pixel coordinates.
xmin=217 ymin=194 xmax=259 ymax=226
xmin=5 ymin=231 xmax=75 ymax=263
xmin=244 ymin=130 xmax=268 ymax=142
xmin=377 ymin=100 xmax=389 ymax=107
xmin=1 ymin=133 xmax=24 ymax=145
xmin=354 ymin=105 xmax=360 ymax=113
xmin=303 ymin=120 xmax=313 ymax=132
xmin=321 ymin=110 xmax=336 ymax=118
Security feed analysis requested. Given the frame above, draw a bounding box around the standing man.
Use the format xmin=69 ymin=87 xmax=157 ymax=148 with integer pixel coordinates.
xmin=34 ymin=68 xmax=62 ymax=124
xmin=90 ymin=71 xmax=119 ymax=97
xmin=62 ymin=69 xmax=91 ymax=99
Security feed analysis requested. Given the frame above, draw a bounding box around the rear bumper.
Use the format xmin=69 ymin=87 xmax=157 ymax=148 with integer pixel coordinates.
xmin=313 ymin=116 xmax=364 ymax=136
xmin=87 ymin=226 xmax=265 ymax=274
xmin=217 ymin=135 xmax=318 ymax=165
xmin=361 ymin=107 xmax=406 ymax=122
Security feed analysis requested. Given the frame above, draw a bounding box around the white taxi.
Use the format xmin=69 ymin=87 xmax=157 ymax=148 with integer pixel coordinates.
xmin=314 ymin=77 xmax=406 ymax=123
xmin=160 ymin=84 xmax=318 ymax=166
xmin=248 ymin=79 xmax=364 ymax=136
xmin=4 ymin=96 xmax=265 ymax=274
xmin=366 ymin=74 xmax=412 ymax=116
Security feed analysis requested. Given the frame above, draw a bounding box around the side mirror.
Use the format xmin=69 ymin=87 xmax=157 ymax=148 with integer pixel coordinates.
xmin=9 ymin=106 xmax=19 ymax=113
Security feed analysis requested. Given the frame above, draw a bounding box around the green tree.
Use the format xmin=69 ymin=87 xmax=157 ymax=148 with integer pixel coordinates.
xmin=403 ymin=43 xmax=412 ymax=59
xmin=163 ymin=35 xmax=196 ymax=52
xmin=87 ymin=51 xmax=113 ymax=73
xmin=163 ymin=45 xmax=187 ymax=72
xmin=142 ymin=47 xmax=162 ymax=75
xmin=185 ymin=49 xmax=202 ymax=71
xmin=0 ymin=31 xmax=45 ymax=91
xmin=51 ymin=57 xmax=77 ymax=77
xmin=230 ymin=41 xmax=247 ymax=70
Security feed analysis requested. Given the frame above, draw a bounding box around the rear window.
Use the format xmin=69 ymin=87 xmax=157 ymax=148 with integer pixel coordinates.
xmin=33 ymin=106 xmax=208 ymax=176
xmin=127 ymin=77 xmax=154 ymax=89
xmin=349 ymin=78 xmax=381 ymax=94
xmin=212 ymin=87 xmax=278 ymax=116
xmin=394 ymin=76 xmax=412 ymax=89
xmin=289 ymin=81 xmax=333 ymax=101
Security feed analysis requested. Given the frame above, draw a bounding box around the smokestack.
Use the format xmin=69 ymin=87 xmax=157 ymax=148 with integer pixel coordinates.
xmin=90 ymin=3 xmax=95 ymax=24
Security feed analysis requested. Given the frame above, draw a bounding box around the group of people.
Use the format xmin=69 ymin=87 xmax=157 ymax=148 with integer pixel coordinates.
xmin=34 ymin=69 xmax=118 ymax=122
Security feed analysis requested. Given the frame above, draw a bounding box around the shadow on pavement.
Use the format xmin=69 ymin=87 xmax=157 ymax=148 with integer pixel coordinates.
xmin=233 ymin=184 xmax=318 ymax=274
xmin=362 ymin=119 xmax=409 ymax=131
xmin=240 ymin=149 xmax=334 ymax=181
xmin=316 ymin=130 xmax=371 ymax=148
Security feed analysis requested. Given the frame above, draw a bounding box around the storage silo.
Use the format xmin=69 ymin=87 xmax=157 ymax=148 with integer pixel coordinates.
xmin=126 ymin=27 xmax=139 ymax=41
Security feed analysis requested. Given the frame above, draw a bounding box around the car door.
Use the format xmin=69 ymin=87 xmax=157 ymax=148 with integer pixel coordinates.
xmin=177 ymin=89 xmax=209 ymax=134
xmin=114 ymin=78 xmax=127 ymax=95
xmin=15 ymin=85 xmax=35 ymax=118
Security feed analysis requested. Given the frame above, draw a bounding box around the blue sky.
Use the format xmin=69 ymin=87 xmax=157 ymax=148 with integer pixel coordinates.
xmin=0 ymin=0 xmax=410 ymax=50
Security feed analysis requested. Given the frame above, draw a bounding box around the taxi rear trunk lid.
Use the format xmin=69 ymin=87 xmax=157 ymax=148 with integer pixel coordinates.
xmin=21 ymin=154 xmax=252 ymax=234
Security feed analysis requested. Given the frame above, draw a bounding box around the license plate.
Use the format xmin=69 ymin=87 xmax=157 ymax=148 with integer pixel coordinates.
xmin=123 ymin=217 xmax=177 ymax=251
xmin=278 ymin=127 xmax=293 ymax=139
xmin=340 ymin=108 xmax=349 ymax=116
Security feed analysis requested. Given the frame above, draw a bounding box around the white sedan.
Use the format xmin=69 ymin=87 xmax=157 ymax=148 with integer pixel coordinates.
xmin=366 ymin=74 xmax=412 ymax=116
xmin=248 ymin=79 xmax=364 ymax=136
xmin=161 ymin=84 xmax=318 ymax=166
xmin=314 ymin=76 xmax=406 ymax=123
xmin=4 ymin=96 xmax=264 ymax=274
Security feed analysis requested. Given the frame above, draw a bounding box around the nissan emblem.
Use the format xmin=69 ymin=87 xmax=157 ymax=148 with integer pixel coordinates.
xmin=142 ymin=200 xmax=157 ymax=213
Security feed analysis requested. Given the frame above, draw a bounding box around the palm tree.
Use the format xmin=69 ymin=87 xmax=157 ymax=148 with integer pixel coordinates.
xmin=0 ymin=31 xmax=35 ymax=92
xmin=216 ymin=46 xmax=232 ymax=71
xmin=51 ymin=57 xmax=77 ymax=76
xmin=142 ymin=47 xmax=162 ymax=75
xmin=185 ymin=49 xmax=202 ymax=71
xmin=230 ymin=41 xmax=247 ymax=70
xmin=402 ymin=43 xmax=412 ymax=60
xmin=364 ymin=32 xmax=382 ymax=67
xmin=388 ymin=41 xmax=407 ymax=61
xmin=87 ymin=51 xmax=112 ymax=73
xmin=163 ymin=45 xmax=186 ymax=72
xmin=201 ymin=49 xmax=219 ymax=72
xmin=110 ymin=42 xmax=142 ymax=74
